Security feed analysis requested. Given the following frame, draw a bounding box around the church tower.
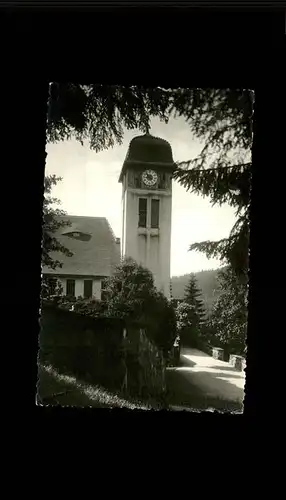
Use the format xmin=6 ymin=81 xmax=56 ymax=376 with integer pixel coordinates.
xmin=119 ymin=132 xmax=175 ymax=299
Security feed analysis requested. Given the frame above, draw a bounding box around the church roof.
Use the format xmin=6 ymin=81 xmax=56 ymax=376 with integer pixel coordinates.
xmin=119 ymin=133 xmax=175 ymax=182
xmin=42 ymin=215 xmax=120 ymax=277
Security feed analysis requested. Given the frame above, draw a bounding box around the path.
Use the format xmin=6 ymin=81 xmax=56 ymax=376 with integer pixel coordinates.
xmin=166 ymin=347 xmax=245 ymax=405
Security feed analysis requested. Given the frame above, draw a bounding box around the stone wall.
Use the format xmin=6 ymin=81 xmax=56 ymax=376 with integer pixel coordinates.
xmin=122 ymin=327 xmax=166 ymax=399
xmin=212 ymin=347 xmax=224 ymax=361
xmin=229 ymin=354 xmax=244 ymax=371
xmin=212 ymin=346 xmax=246 ymax=372
xmin=39 ymin=303 xmax=125 ymax=390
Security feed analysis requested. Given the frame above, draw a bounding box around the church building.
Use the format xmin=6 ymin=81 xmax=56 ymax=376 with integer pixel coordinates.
xmin=43 ymin=132 xmax=174 ymax=300
xmin=119 ymin=132 xmax=174 ymax=299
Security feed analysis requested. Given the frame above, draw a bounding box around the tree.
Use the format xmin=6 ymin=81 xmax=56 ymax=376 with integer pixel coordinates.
xmin=172 ymin=89 xmax=254 ymax=283
xmin=184 ymin=273 xmax=206 ymax=324
xmin=176 ymin=274 xmax=206 ymax=347
xmin=47 ymin=84 xmax=253 ymax=278
xmin=42 ymin=175 xmax=73 ymax=270
xmin=47 ymin=84 xmax=171 ymax=152
xmin=206 ymin=266 xmax=247 ymax=355
xmin=103 ymin=258 xmax=154 ymax=320
xmin=41 ymin=275 xmax=63 ymax=300
xmin=103 ymin=258 xmax=177 ymax=354
xmin=144 ymin=288 xmax=177 ymax=355
xmin=176 ymin=302 xmax=194 ymax=331
xmin=47 ymin=85 xmax=253 ymax=154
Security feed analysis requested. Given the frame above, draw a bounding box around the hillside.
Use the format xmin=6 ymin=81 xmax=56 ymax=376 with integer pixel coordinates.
xmin=171 ymin=268 xmax=225 ymax=316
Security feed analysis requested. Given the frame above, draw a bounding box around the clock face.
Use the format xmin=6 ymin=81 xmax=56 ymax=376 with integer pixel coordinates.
xmin=142 ymin=169 xmax=158 ymax=187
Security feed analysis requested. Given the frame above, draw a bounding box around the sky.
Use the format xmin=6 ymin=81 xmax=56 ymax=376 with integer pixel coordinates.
xmin=45 ymin=115 xmax=237 ymax=277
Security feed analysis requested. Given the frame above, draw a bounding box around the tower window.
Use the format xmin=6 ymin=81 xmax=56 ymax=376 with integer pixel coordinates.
xmin=66 ymin=279 xmax=75 ymax=297
xmin=134 ymin=172 xmax=141 ymax=188
xmin=84 ymin=279 xmax=93 ymax=298
xmin=151 ymin=199 xmax=160 ymax=228
xmin=158 ymin=173 xmax=166 ymax=189
xmin=138 ymin=198 xmax=147 ymax=227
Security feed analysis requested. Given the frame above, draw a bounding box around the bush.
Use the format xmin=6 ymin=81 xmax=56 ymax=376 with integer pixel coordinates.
xmin=41 ymin=276 xmax=63 ymax=300
xmin=103 ymin=258 xmax=177 ymax=356
xmin=143 ymin=289 xmax=177 ymax=356
xmin=176 ymin=302 xmax=200 ymax=347
xmin=73 ymin=296 xmax=107 ymax=317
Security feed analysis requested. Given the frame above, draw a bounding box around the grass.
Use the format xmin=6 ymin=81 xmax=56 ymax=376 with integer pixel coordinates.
xmin=165 ymin=368 xmax=243 ymax=413
xmin=37 ymin=364 xmax=243 ymax=413
xmin=37 ymin=364 xmax=152 ymax=410
xmin=37 ymin=365 xmax=107 ymax=407
xmin=37 ymin=354 xmax=244 ymax=413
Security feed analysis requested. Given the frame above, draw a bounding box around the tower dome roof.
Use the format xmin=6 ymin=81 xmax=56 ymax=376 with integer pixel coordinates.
xmin=119 ymin=133 xmax=174 ymax=183
xmin=126 ymin=133 xmax=174 ymax=164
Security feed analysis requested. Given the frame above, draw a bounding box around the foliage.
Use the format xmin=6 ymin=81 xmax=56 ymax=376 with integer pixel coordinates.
xmin=103 ymin=258 xmax=154 ymax=319
xmin=188 ymin=212 xmax=250 ymax=284
xmin=48 ymin=294 xmax=107 ymax=318
xmin=175 ymin=274 xmax=206 ymax=347
xmin=41 ymin=276 xmax=63 ymax=300
xmin=172 ymin=89 xmax=253 ymax=167
xmin=171 ymin=268 xmax=223 ymax=316
xmin=171 ymin=89 xmax=253 ymax=344
xmin=172 ymin=89 xmax=254 ymax=282
xmin=103 ymin=258 xmax=177 ymax=353
xmin=42 ymin=175 xmax=73 ymax=270
xmin=205 ymin=266 xmax=247 ymax=355
xmin=47 ymin=84 xmax=171 ymax=152
xmin=184 ymin=274 xmax=206 ymax=324
xmin=176 ymin=302 xmax=195 ymax=331
xmin=144 ymin=289 xmax=177 ymax=354
xmin=53 ymin=293 xmax=77 ymax=311
xmin=47 ymin=85 xmax=253 ymax=156
xmin=71 ymin=296 xmax=107 ymax=317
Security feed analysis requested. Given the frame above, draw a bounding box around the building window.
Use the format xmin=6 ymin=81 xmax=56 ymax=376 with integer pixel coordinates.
xmin=138 ymin=198 xmax=147 ymax=227
xmin=66 ymin=279 xmax=75 ymax=297
xmin=84 ymin=280 xmax=93 ymax=298
xmin=151 ymin=199 xmax=160 ymax=228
